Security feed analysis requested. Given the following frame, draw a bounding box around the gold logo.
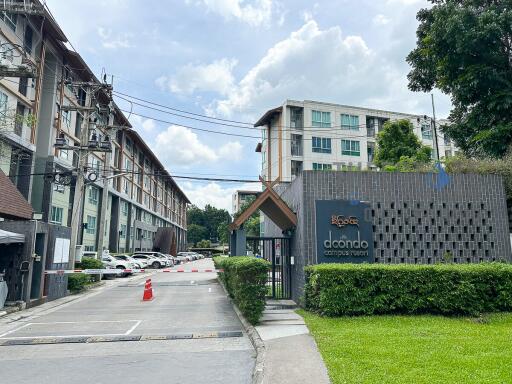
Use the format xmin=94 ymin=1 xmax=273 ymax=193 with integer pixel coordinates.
xmin=331 ymin=215 xmax=358 ymax=228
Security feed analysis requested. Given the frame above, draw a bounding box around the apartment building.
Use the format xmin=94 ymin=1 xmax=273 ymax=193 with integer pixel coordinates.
xmin=0 ymin=1 xmax=189 ymax=307
xmin=255 ymin=100 xmax=457 ymax=182
xmin=232 ymin=190 xmax=261 ymax=214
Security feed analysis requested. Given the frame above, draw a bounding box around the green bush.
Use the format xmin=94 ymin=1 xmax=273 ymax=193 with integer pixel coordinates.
xmin=67 ymin=274 xmax=92 ymax=293
xmin=77 ymin=257 xmax=104 ymax=270
xmin=214 ymin=256 xmax=270 ymax=324
xmin=304 ymin=263 xmax=512 ymax=317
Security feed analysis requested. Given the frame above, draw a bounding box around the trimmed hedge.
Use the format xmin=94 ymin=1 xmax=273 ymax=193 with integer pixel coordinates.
xmin=77 ymin=257 xmax=104 ymax=270
xmin=67 ymin=274 xmax=92 ymax=293
xmin=304 ymin=263 xmax=512 ymax=316
xmin=214 ymin=256 xmax=270 ymax=324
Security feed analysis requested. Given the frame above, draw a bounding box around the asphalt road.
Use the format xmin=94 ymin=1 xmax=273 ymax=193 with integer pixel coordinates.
xmin=0 ymin=258 xmax=255 ymax=384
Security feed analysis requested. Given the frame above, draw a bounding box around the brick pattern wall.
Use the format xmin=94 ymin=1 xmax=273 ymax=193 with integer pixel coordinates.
xmin=266 ymin=171 xmax=512 ymax=302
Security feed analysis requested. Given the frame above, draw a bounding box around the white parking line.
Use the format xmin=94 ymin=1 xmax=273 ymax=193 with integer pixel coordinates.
xmin=125 ymin=320 xmax=142 ymax=335
xmin=0 ymin=320 xmax=142 ymax=339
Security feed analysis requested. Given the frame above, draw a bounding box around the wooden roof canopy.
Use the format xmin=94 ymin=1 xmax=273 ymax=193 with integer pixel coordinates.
xmin=230 ymin=177 xmax=297 ymax=231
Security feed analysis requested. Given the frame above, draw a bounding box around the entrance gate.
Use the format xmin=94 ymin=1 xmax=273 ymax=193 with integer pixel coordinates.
xmin=247 ymin=237 xmax=291 ymax=299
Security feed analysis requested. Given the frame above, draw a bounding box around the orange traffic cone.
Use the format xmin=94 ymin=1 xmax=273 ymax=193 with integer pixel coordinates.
xmin=142 ymin=279 xmax=154 ymax=301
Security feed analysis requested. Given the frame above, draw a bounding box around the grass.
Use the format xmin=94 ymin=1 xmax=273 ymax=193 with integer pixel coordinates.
xmin=298 ymin=310 xmax=512 ymax=384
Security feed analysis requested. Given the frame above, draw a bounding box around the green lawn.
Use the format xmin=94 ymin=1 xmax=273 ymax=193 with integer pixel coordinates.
xmin=298 ymin=310 xmax=512 ymax=384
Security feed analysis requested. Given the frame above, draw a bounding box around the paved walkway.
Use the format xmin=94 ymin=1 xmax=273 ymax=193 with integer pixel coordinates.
xmin=0 ymin=259 xmax=255 ymax=384
xmin=256 ymin=300 xmax=330 ymax=384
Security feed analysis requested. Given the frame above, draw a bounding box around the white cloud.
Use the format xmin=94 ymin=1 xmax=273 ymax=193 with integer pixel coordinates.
xmin=157 ymin=58 xmax=237 ymax=96
xmin=152 ymin=125 xmax=243 ymax=166
xmin=180 ymin=181 xmax=260 ymax=213
xmin=373 ymin=14 xmax=391 ymax=26
xmin=97 ymin=27 xmax=133 ymax=49
xmin=209 ymin=19 xmax=440 ymax=120
xmin=142 ymin=119 xmax=156 ymax=133
xmin=189 ymin=0 xmax=273 ymax=27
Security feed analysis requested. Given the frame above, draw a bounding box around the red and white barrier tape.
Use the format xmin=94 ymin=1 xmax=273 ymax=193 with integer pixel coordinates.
xmin=44 ymin=268 xmax=223 ymax=275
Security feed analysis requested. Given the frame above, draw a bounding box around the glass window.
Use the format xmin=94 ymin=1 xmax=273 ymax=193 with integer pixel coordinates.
xmin=62 ymin=109 xmax=72 ymax=128
xmin=341 ymin=114 xmax=359 ymax=130
xmin=312 ymin=137 xmax=331 ymax=153
xmin=88 ymin=186 xmax=98 ymax=205
xmin=312 ymin=110 xmax=331 ymax=128
xmin=291 ymin=134 xmax=303 ymax=156
xmin=120 ymin=224 xmax=127 ymax=238
xmin=86 ymin=215 xmax=97 ymax=235
xmin=50 ymin=206 xmax=63 ymax=225
xmin=341 ymin=140 xmax=361 ymax=156
xmin=312 ymin=163 xmax=332 ymax=171
xmin=121 ymin=201 xmax=129 ymax=216
xmin=0 ymin=91 xmax=8 ymax=122
xmin=2 ymin=12 xmax=17 ymax=31
xmin=421 ymin=122 xmax=432 ymax=140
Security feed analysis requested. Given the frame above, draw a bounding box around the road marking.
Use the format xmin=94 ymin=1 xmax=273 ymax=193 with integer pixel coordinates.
xmin=208 ymin=288 xmax=212 ymax=293
xmin=190 ymin=280 xmax=195 ymax=284
xmin=125 ymin=320 xmax=142 ymax=335
xmin=0 ymin=323 xmax=31 ymax=338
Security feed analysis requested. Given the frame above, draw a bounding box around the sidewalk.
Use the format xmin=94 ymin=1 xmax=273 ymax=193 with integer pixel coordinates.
xmin=255 ymin=300 xmax=330 ymax=384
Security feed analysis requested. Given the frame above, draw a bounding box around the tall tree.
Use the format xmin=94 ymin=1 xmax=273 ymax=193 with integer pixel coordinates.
xmin=187 ymin=204 xmax=231 ymax=243
xmin=187 ymin=224 xmax=209 ymax=246
xmin=374 ymin=119 xmax=432 ymax=167
xmin=407 ymin=0 xmax=512 ymax=158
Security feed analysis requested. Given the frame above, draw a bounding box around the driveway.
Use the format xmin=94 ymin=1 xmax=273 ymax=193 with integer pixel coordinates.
xmin=0 ymin=258 xmax=255 ymax=384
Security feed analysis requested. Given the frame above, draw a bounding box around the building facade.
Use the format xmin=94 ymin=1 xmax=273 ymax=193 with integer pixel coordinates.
xmin=232 ymin=190 xmax=261 ymax=214
xmin=262 ymin=171 xmax=512 ymax=301
xmin=255 ymin=100 xmax=457 ymax=182
xmin=0 ymin=1 xmax=189 ymax=307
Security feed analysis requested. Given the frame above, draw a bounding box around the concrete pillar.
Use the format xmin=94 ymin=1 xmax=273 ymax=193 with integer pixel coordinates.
xmin=230 ymin=229 xmax=246 ymax=256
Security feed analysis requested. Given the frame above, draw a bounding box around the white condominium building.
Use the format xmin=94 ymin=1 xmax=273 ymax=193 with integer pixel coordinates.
xmin=255 ymin=100 xmax=456 ymax=182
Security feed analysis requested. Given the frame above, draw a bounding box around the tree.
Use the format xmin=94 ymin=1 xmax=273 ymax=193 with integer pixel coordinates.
xmin=234 ymin=196 xmax=260 ymax=237
xmin=375 ymin=119 xmax=432 ymax=168
xmin=196 ymin=239 xmax=211 ymax=248
xmin=187 ymin=204 xmax=231 ymax=242
xmin=187 ymin=224 xmax=208 ymax=246
xmin=407 ymin=0 xmax=512 ymax=158
xmin=217 ymin=222 xmax=230 ymax=245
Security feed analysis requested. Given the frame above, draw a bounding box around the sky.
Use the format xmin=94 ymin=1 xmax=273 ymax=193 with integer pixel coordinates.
xmin=44 ymin=0 xmax=451 ymax=213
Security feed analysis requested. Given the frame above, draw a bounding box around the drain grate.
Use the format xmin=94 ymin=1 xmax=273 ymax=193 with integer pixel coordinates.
xmin=0 ymin=330 xmax=244 ymax=346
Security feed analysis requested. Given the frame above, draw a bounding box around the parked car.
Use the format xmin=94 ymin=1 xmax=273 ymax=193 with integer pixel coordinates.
xmin=175 ymin=253 xmax=188 ymax=263
xmin=136 ymin=251 xmax=173 ymax=267
xmin=177 ymin=252 xmax=192 ymax=262
xmin=114 ymin=255 xmax=143 ymax=269
xmin=132 ymin=254 xmax=166 ymax=269
xmin=101 ymin=255 xmax=134 ymax=277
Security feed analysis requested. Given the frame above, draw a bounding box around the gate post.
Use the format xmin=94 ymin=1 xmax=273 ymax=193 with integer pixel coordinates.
xmin=230 ymin=229 xmax=246 ymax=256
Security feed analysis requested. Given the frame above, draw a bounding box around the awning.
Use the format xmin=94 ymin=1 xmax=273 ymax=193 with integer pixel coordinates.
xmin=0 ymin=229 xmax=25 ymax=244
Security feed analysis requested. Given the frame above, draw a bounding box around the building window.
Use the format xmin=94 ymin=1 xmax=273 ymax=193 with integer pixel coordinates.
xmin=120 ymin=224 xmax=127 ymax=239
xmin=341 ymin=140 xmax=360 ymax=156
xmin=125 ymin=158 xmax=132 ymax=172
xmin=88 ymin=187 xmax=98 ymax=205
xmin=18 ymin=77 xmax=28 ymax=96
xmin=444 ymin=136 xmax=451 ymax=146
xmin=291 ymin=134 xmax=303 ymax=156
xmin=125 ymin=137 xmax=133 ymax=153
xmin=24 ymin=25 xmax=33 ymax=54
xmin=90 ymin=156 xmax=100 ymax=172
xmin=50 ymin=206 xmax=63 ymax=225
xmin=421 ymin=122 xmax=432 ymax=140
xmin=60 ymin=148 xmax=69 ymax=160
xmin=62 ymin=109 xmax=71 ymax=128
xmin=341 ymin=114 xmax=359 ymax=130
xmin=2 ymin=12 xmax=17 ymax=31
xmin=312 ymin=110 xmax=331 ymax=128
xmin=0 ymin=91 xmax=8 ymax=122
xmin=86 ymin=215 xmax=96 ymax=235
xmin=290 ymin=107 xmax=303 ymax=129
xmin=121 ymin=201 xmax=129 ymax=216
xmin=14 ymin=102 xmax=24 ymax=136
xmin=312 ymin=163 xmax=332 ymax=171
xmin=445 ymin=150 xmax=453 ymax=158
xmin=291 ymin=160 xmax=303 ymax=177
xmin=312 ymin=137 xmax=331 ymax=153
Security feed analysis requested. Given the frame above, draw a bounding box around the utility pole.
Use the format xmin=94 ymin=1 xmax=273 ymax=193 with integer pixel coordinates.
xmin=431 ymin=93 xmax=440 ymax=162
xmin=69 ymin=87 xmax=93 ymax=265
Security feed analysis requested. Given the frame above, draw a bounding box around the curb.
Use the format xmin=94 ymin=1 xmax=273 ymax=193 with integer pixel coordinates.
xmin=217 ymin=278 xmax=266 ymax=384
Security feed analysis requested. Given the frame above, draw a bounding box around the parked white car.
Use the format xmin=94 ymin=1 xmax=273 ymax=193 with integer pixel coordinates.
xmin=136 ymin=252 xmax=173 ymax=267
xmin=114 ymin=255 xmax=143 ymax=269
xmin=101 ymin=255 xmax=134 ymax=276
xmin=132 ymin=254 xmax=166 ymax=269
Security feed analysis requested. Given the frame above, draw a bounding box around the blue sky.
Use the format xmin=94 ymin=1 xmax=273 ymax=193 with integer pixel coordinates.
xmin=45 ymin=0 xmax=450 ymax=212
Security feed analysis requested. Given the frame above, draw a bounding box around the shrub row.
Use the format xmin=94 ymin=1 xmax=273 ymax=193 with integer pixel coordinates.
xmin=304 ymin=263 xmax=512 ymax=316
xmin=67 ymin=274 xmax=92 ymax=293
xmin=214 ymin=256 xmax=270 ymax=324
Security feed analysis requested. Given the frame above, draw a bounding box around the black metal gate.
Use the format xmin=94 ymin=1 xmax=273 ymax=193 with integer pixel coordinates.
xmin=247 ymin=237 xmax=291 ymax=299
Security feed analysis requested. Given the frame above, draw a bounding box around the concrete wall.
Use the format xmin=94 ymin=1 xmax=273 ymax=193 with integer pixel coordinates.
xmin=265 ymin=171 xmax=512 ymax=302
